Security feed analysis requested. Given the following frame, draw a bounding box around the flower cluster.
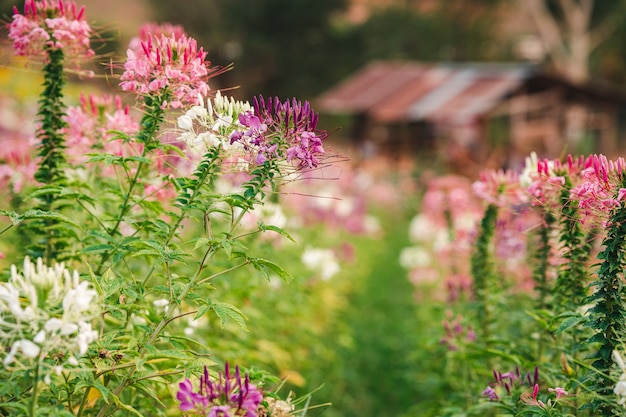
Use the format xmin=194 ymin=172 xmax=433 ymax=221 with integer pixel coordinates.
xmin=119 ymin=31 xmax=213 ymax=108
xmin=63 ymin=93 xmax=140 ymax=164
xmin=0 ymin=257 xmax=99 ymax=373
xmin=520 ymin=383 xmax=568 ymax=409
xmin=177 ymin=363 xmax=264 ymax=416
xmin=439 ymin=311 xmax=475 ymax=351
xmin=570 ymin=154 xmax=626 ymax=224
xmin=127 ymin=22 xmax=187 ymax=55
xmin=177 ymin=93 xmax=329 ymax=172
xmin=8 ymin=0 xmax=94 ymax=62
xmin=177 ymin=91 xmax=254 ymax=170
xmin=482 ymin=366 xmax=539 ymax=402
xmin=244 ymin=96 xmax=327 ymax=169
xmin=472 ymin=168 xmax=528 ymax=208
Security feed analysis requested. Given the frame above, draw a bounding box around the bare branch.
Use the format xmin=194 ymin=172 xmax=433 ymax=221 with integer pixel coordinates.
xmin=522 ymin=0 xmax=567 ymax=72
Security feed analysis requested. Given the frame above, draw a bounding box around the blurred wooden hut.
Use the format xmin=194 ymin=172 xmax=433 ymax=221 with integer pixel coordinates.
xmin=315 ymin=61 xmax=626 ymax=174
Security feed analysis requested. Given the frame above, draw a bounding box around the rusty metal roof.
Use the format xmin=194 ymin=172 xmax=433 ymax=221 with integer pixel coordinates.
xmin=316 ymin=61 xmax=539 ymax=124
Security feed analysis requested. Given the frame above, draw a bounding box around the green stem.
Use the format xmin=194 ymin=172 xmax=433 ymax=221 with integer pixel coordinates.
xmin=75 ymin=381 xmax=92 ymax=417
xmin=29 ymin=361 xmax=40 ymax=417
xmin=196 ymin=260 xmax=250 ymax=286
xmin=0 ymin=223 xmax=13 ymax=236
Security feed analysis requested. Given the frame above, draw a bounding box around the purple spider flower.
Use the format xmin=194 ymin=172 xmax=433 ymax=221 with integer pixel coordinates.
xmin=177 ymin=379 xmax=209 ymax=412
xmin=482 ymin=386 xmax=499 ymax=401
xmin=176 ymin=362 xmax=263 ymax=416
xmin=229 ymin=95 xmax=327 ymax=169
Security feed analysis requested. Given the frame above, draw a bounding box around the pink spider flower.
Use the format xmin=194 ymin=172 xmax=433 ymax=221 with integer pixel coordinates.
xmin=570 ymin=154 xmax=626 ymax=225
xmin=63 ymin=93 xmax=140 ymax=164
xmin=0 ymin=138 xmax=37 ymax=193
xmin=527 ymin=155 xmax=585 ymax=210
xmin=472 ymin=168 xmax=528 ymax=208
xmin=119 ymin=33 xmax=214 ymax=109
xmin=8 ymin=0 xmax=94 ymax=62
xmin=127 ymin=22 xmax=187 ymax=55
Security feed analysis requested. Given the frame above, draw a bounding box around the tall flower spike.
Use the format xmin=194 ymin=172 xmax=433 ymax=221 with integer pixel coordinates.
xmin=8 ymin=0 xmax=94 ymax=62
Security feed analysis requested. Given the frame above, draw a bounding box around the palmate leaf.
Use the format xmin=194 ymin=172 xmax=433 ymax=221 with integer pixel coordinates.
xmin=211 ymin=302 xmax=248 ymax=331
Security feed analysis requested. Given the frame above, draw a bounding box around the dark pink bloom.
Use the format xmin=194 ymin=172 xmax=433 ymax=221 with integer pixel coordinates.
xmin=8 ymin=0 xmax=94 ymax=62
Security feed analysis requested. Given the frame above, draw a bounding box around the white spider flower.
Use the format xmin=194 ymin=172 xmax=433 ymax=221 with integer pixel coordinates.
xmin=301 ymin=247 xmax=340 ymax=280
xmin=4 ymin=339 xmax=41 ymax=365
xmin=177 ymin=91 xmax=253 ymax=155
xmin=0 ymin=257 xmax=100 ymax=374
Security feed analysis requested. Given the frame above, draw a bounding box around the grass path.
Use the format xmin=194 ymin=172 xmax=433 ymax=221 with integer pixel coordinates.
xmin=320 ymin=217 xmax=433 ymax=417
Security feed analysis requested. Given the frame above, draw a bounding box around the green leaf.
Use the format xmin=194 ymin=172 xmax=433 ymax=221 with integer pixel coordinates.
xmin=259 ymin=223 xmax=296 ymax=243
xmin=133 ymin=380 xmax=167 ymax=409
xmin=125 ymin=155 xmax=152 ymax=164
xmin=250 ymin=258 xmax=293 ymax=282
xmin=82 ymin=244 xmax=115 ymax=254
xmin=194 ymin=304 xmax=213 ymax=321
xmin=556 ymin=316 xmax=585 ymax=335
xmin=27 ymin=186 xmax=63 ymax=199
xmin=111 ymin=395 xmax=144 ymax=417
xmin=90 ymin=377 xmax=111 ymax=403
xmin=211 ymin=302 xmax=248 ymax=330
xmin=0 ymin=209 xmax=83 ymax=229
xmin=145 ymin=349 xmax=193 ymax=361
xmin=483 ymin=348 xmax=522 ymax=365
